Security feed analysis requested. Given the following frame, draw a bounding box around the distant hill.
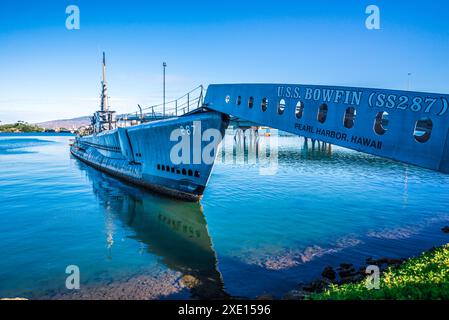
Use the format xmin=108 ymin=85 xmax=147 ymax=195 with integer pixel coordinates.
xmin=36 ymin=116 xmax=91 ymax=130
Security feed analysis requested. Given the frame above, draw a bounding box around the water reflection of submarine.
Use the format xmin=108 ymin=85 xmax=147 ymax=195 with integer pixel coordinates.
xmin=80 ymin=163 xmax=229 ymax=299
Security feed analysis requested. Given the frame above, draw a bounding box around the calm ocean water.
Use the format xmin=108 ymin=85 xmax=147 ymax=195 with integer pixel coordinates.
xmin=1 ymin=133 xmax=449 ymax=299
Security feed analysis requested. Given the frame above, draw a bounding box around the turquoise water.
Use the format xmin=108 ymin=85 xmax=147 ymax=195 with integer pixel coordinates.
xmin=1 ymin=133 xmax=449 ymax=299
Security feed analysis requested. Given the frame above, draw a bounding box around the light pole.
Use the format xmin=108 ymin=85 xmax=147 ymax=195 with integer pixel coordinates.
xmin=163 ymin=62 xmax=167 ymax=116
xmin=407 ymin=72 xmax=412 ymax=91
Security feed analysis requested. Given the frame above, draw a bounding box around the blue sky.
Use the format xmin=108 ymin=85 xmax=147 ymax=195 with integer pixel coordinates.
xmin=1 ymin=0 xmax=449 ymax=123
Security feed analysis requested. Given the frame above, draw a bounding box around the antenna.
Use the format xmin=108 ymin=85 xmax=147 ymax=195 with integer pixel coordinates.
xmin=102 ymin=52 xmax=106 ymax=83
xmin=163 ymin=62 xmax=167 ymax=116
xmin=407 ymin=72 xmax=412 ymax=91
xmin=101 ymin=52 xmax=109 ymax=112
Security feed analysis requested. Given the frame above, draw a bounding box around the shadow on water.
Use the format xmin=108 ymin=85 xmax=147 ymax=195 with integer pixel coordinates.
xmin=0 ymin=138 xmax=55 ymax=155
xmin=76 ymin=161 xmax=230 ymax=299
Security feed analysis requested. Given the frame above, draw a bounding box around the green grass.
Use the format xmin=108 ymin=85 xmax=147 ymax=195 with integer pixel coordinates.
xmin=309 ymin=244 xmax=449 ymax=300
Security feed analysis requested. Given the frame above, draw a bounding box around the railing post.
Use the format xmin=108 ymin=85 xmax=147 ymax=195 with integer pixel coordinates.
xmin=198 ymin=85 xmax=203 ymax=108
xmin=187 ymin=93 xmax=190 ymax=113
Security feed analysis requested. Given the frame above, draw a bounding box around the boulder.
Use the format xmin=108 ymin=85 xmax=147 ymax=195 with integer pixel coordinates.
xmin=339 ymin=273 xmax=364 ymax=284
xmin=338 ymin=267 xmax=357 ymax=278
xmin=303 ymin=279 xmax=331 ymax=293
xmin=339 ymin=263 xmax=353 ymax=269
xmin=180 ymin=274 xmax=201 ymax=289
xmin=365 ymin=257 xmax=403 ymax=267
xmin=321 ymin=266 xmax=336 ymax=281
xmin=385 ymin=258 xmax=403 ymax=265
xmin=283 ymin=290 xmax=307 ymax=300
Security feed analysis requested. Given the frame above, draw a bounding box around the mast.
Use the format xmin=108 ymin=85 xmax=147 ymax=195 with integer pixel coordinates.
xmin=101 ymin=52 xmax=109 ymax=112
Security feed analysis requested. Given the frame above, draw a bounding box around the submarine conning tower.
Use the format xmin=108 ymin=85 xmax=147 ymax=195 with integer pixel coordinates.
xmin=93 ymin=52 xmax=115 ymax=133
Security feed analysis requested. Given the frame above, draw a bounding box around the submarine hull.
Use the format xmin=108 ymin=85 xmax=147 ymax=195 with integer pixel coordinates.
xmin=71 ymin=110 xmax=228 ymax=201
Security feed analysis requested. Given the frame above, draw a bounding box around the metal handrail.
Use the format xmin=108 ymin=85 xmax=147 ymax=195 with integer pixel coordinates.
xmin=116 ymin=85 xmax=204 ymax=123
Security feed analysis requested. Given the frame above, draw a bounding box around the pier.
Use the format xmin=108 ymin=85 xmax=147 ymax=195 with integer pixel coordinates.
xmin=114 ymin=83 xmax=449 ymax=174
xmin=202 ymin=84 xmax=449 ymax=173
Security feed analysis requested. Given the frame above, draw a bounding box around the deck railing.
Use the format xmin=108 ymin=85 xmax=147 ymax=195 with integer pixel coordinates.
xmin=116 ymin=85 xmax=204 ymax=124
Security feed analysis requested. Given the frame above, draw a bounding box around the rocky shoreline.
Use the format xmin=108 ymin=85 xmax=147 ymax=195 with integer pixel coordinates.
xmin=280 ymin=225 xmax=449 ymax=300
xmin=281 ymin=257 xmax=404 ymax=300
